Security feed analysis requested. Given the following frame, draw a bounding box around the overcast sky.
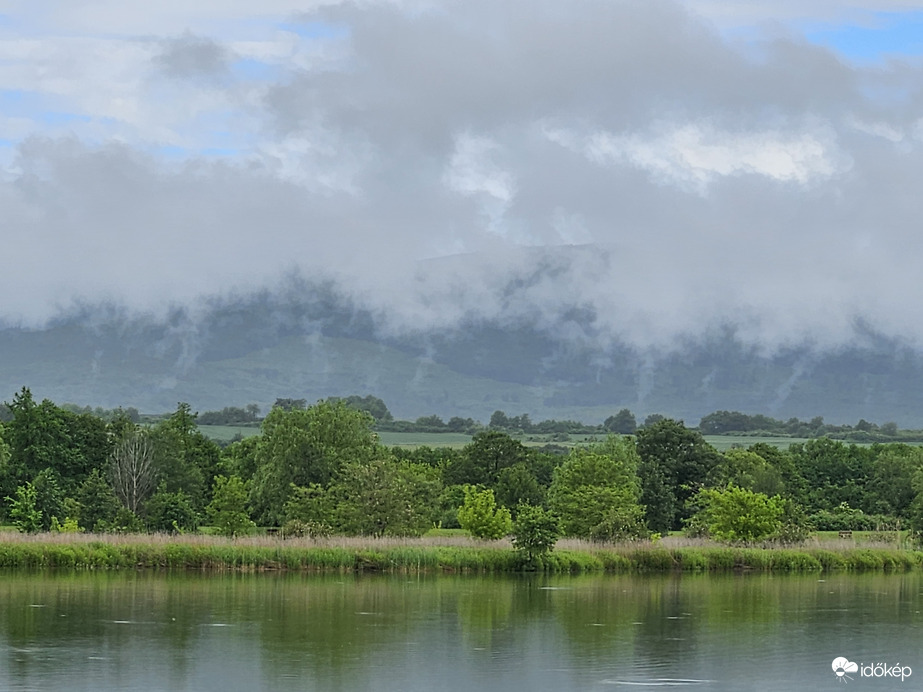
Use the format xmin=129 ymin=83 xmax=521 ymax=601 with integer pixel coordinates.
xmin=3 ymin=0 xmax=923 ymax=354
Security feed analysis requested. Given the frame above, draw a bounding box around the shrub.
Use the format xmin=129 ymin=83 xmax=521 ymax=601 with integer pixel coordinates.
xmin=512 ymin=504 xmax=559 ymax=565
xmin=457 ymin=487 xmax=512 ymax=540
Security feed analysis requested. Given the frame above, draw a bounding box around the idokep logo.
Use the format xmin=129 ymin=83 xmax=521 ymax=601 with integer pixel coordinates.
xmin=832 ymin=657 xmax=858 ymax=682
xmin=831 ymin=657 xmax=912 ymax=683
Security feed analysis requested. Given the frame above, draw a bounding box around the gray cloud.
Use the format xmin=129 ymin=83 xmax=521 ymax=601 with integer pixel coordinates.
xmin=4 ymin=0 xmax=923 ymax=358
xmin=154 ymin=32 xmax=233 ymax=80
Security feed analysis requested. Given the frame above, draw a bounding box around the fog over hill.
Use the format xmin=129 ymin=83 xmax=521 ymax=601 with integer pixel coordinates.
xmin=2 ymin=258 xmax=922 ymax=426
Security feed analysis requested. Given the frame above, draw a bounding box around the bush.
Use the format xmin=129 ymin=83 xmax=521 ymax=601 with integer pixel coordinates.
xmin=457 ymin=487 xmax=512 ymax=540
xmin=282 ymin=519 xmax=331 ymax=538
xmin=144 ymin=484 xmax=199 ymax=533
xmin=207 ymin=475 xmax=255 ymax=538
xmin=687 ymin=485 xmax=785 ymax=543
xmin=810 ymin=503 xmax=897 ymax=532
xmin=512 ymin=504 xmax=559 ymax=565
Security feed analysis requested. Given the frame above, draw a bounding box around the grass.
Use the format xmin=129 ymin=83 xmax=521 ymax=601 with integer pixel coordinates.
xmin=197 ymin=428 xmax=850 ymax=452
xmin=701 ymin=435 xmax=813 ymax=451
xmin=376 ymin=431 xmax=474 ymax=448
xmin=196 ymin=424 xmax=261 ymax=443
xmin=0 ymin=532 xmax=921 ymax=575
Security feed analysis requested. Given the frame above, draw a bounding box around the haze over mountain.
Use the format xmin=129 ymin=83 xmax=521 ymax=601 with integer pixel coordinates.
xmin=2 ymin=258 xmax=922 ymax=426
xmin=3 ymin=1 xmax=923 ymax=424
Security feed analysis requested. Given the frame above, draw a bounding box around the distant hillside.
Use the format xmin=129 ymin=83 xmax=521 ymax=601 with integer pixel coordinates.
xmin=1 ymin=283 xmax=923 ymax=426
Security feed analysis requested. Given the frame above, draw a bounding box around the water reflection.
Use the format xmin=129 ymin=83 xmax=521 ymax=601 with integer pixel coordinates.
xmin=0 ymin=571 xmax=921 ymax=691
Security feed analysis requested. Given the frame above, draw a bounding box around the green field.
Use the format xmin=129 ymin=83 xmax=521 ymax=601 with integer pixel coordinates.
xmin=701 ymin=435 xmax=813 ymax=451
xmin=376 ymin=431 xmax=474 ymax=448
xmin=197 ymin=424 xmax=261 ymax=443
xmin=198 ymin=426 xmax=831 ymax=452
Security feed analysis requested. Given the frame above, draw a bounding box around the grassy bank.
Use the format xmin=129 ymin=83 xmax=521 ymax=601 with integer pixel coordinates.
xmin=0 ymin=533 xmax=922 ymax=574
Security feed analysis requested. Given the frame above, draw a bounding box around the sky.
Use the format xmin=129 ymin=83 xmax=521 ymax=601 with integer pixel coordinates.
xmin=3 ymin=0 xmax=923 ymax=355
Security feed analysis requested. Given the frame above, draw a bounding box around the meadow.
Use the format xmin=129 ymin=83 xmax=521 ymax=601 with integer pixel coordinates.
xmin=197 ymin=426 xmax=819 ymax=452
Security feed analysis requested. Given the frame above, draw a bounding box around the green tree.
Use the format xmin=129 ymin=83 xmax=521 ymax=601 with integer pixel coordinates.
xmin=32 ymin=468 xmax=66 ymax=531
xmin=489 ymin=410 xmax=510 ymax=429
xmin=747 ymin=443 xmax=804 ymax=501
xmin=206 ymin=475 xmax=254 ymax=537
xmin=144 ymin=483 xmax=199 ymax=533
xmin=333 ymin=458 xmax=440 ymax=537
xmin=283 ymin=482 xmax=335 ymax=535
xmin=446 ymin=431 xmax=531 ymax=487
xmin=0 ymin=427 xmax=10 ymax=520
xmin=4 ymin=388 xmax=111 ymax=493
xmin=789 ymin=439 xmax=875 ymax=513
xmin=642 ymin=413 xmax=665 ymax=428
xmin=512 ymin=504 xmax=560 ymax=565
xmin=604 ymin=409 xmax=637 ymax=434
xmin=150 ymin=403 xmax=222 ymax=511
xmin=339 ymin=395 xmax=392 ymax=422
xmin=6 ymin=482 xmax=42 ymax=533
xmin=415 ymin=414 xmax=446 ymax=429
xmin=708 ymin=449 xmax=785 ymax=497
xmin=494 ymin=463 xmax=544 ymax=514
xmin=457 ymin=486 xmax=512 ymax=540
xmin=549 ymin=439 xmax=647 ymax=540
xmin=867 ymin=445 xmax=923 ymax=518
xmin=688 ymin=485 xmax=785 ymax=543
xmin=221 ymin=435 xmax=261 ymax=482
xmin=636 ymin=419 xmax=721 ymax=532
xmin=250 ymin=400 xmax=379 ymax=525
xmin=76 ymin=468 xmax=121 ymax=532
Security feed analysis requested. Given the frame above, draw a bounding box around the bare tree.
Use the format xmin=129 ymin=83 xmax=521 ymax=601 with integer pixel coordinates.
xmin=110 ymin=431 xmax=155 ymax=513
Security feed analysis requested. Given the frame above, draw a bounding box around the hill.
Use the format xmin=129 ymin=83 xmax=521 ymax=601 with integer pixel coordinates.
xmin=1 ymin=278 xmax=922 ymax=426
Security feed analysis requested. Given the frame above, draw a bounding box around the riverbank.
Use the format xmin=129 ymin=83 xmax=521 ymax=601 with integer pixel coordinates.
xmin=0 ymin=533 xmax=921 ymax=574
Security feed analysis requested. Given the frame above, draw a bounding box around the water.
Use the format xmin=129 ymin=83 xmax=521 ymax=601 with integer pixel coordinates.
xmin=0 ymin=570 xmax=921 ymax=691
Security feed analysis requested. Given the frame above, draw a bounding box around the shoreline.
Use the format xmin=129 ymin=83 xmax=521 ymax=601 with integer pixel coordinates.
xmin=0 ymin=533 xmax=920 ymax=574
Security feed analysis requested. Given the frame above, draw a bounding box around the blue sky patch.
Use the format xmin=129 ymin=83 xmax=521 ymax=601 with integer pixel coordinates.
xmin=803 ymin=11 xmax=923 ymax=62
xmin=35 ymin=111 xmax=92 ymax=126
xmin=277 ymin=20 xmax=349 ymax=41
xmin=231 ymin=58 xmax=279 ymax=81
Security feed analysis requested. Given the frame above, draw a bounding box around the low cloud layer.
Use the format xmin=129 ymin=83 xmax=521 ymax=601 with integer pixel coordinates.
xmin=3 ymin=0 xmax=923 ymax=356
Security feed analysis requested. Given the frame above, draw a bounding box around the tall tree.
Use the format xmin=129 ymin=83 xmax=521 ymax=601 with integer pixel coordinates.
xmin=789 ymin=439 xmax=875 ymax=513
xmin=333 ymin=458 xmax=440 ymax=537
xmin=150 ymin=403 xmax=222 ymax=510
xmin=250 ymin=400 xmax=379 ymax=525
xmin=206 ymin=475 xmax=254 ymax=537
xmin=549 ymin=437 xmax=646 ymax=540
xmin=636 ymin=419 xmax=721 ymax=532
xmin=604 ymin=409 xmax=637 ymax=434
xmin=446 ymin=431 xmax=531 ymax=487
xmin=5 ymin=387 xmax=110 ymax=492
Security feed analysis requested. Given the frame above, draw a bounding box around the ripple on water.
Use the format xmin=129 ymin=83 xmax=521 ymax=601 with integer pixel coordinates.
xmin=599 ymin=679 xmax=714 ymax=687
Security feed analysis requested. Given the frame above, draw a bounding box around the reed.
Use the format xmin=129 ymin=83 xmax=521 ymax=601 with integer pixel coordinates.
xmin=0 ymin=533 xmax=920 ymax=574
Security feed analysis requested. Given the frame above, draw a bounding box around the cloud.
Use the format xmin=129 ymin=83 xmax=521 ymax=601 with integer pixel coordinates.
xmin=155 ymin=33 xmax=234 ymax=81
xmin=2 ymin=0 xmax=923 ymax=358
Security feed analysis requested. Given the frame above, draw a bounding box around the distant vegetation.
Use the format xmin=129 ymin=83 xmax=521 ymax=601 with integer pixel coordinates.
xmin=5 ymin=387 xmax=923 ymax=561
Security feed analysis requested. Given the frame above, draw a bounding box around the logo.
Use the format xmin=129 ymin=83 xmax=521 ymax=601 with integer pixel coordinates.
xmin=831 ymin=657 xmax=912 ymax=684
xmin=832 ymin=657 xmax=858 ymax=683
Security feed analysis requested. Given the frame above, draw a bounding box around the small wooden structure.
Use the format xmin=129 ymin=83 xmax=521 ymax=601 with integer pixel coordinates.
xmin=838 ymin=530 xmax=853 ymax=539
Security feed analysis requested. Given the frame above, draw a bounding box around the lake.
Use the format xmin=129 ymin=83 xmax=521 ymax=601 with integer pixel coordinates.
xmin=0 ymin=570 xmax=920 ymax=690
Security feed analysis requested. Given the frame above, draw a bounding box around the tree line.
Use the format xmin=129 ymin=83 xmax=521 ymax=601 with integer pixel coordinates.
xmin=4 ymin=387 xmax=923 ymax=547
xmin=189 ymin=397 xmax=922 ymax=444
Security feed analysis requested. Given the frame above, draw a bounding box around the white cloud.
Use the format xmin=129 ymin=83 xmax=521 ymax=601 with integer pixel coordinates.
xmin=443 ymin=132 xmax=515 ymax=202
xmin=0 ymin=0 xmax=922 ymax=357
xmin=578 ymin=122 xmax=847 ymax=191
